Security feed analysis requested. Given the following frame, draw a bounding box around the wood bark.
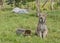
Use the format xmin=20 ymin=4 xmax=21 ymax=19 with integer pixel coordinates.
xmin=36 ymin=0 xmax=40 ymax=16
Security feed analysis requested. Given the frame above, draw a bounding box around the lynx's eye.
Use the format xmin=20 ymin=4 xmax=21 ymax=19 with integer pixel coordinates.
xmin=42 ymin=14 xmax=45 ymax=16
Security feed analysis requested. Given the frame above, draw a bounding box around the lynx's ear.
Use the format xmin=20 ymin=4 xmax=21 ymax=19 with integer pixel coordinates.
xmin=45 ymin=12 xmax=48 ymax=16
xmin=45 ymin=13 xmax=48 ymax=17
xmin=37 ymin=13 xmax=41 ymax=17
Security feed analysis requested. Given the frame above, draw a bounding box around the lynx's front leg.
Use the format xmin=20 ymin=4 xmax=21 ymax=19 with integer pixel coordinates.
xmin=42 ymin=29 xmax=48 ymax=38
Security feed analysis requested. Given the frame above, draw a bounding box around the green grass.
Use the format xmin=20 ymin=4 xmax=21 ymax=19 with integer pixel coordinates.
xmin=0 ymin=9 xmax=60 ymax=43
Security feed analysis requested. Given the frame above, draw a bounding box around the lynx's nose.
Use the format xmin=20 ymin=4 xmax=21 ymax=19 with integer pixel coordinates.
xmin=40 ymin=17 xmax=42 ymax=19
xmin=39 ymin=17 xmax=43 ymax=22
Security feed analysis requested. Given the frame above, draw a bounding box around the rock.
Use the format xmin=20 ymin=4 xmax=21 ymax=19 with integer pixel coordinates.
xmin=16 ymin=28 xmax=31 ymax=36
xmin=12 ymin=7 xmax=29 ymax=14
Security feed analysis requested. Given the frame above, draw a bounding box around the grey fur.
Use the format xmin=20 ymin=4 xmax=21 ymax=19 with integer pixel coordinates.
xmin=35 ymin=13 xmax=48 ymax=38
xmin=16 ymin=29 xmax=31 ymax=36
xmin=16 ymin=29 xmax=25 ymax=35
